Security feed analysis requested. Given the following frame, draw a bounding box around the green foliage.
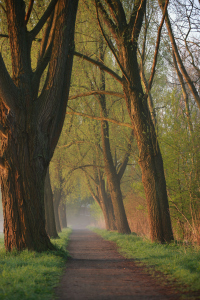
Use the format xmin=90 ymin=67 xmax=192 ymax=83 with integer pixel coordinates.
xmin=0 ymin=228 xmax=71 ymax=300
xmin=92 ymin=229 xmax=200 ymax=292
xmin=90 ymin=201 xmax=103 ymax=221
xmin=158 ymin=89 xmax=200 ymax=241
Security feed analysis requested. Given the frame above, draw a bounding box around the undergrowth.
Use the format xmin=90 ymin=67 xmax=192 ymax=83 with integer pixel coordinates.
xmin=0 ymin=228 xmax=71 ymax=300
xmin=92 ymin=228 xmax=200 ymax=292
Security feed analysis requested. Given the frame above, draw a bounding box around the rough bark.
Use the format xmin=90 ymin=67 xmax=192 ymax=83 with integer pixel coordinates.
xmin=59 ymin=201 xmax=67 ymax=229
xmin=44 ymin=167 xmax=58 ymax=238
xmin=0 ymin=0 xmax=78 ymax=251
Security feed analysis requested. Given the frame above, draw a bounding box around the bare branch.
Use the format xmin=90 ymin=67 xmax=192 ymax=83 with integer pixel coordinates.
xmin=25 ymin=0 xmax=34 ymax=25
xmin=69 ymin=90 xmax=124 ymax=100
xmin=74 ymin=51 xmax=123 ymax=84
xmin=30 ymin=0 xmax=58 ymax=40
xmin=147 ymin=0 xmax=169 ymax=93
xmin=57 ymin=141 xmax=85 ymax=149
xmin=0 ymin=33 xmax=8 ymax=38
xmin=66 ymin=107 xmax=133 ymax=129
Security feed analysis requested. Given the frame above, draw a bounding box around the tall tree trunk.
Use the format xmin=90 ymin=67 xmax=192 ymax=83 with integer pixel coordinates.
xmin=98 ymin=37 xmax=130 ymax=234
xmin=59 ymin=201 xmax=67 ymax=229
xmin=101 ymin=120 xmax=131 ymax=233
xmin=54 ymin=189 xmax=62 ymax=233
xmin=122 ymin=45 xmax=173 ymax=242
xmin=98 ymin=176 xmax=116 ymax=231
xmin=44 ymin=167 xmax=58 ymax=238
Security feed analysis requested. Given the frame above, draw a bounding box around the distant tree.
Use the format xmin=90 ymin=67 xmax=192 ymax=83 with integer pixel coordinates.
xmin=0 ymin=0 xmax=78 ymax=251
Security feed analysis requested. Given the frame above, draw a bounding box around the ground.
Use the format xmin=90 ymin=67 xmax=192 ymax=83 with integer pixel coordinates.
xmin=55 ymin=229 xmax=187 ymax=300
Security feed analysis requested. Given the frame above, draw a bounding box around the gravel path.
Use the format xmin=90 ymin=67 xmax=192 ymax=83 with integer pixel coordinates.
xmin=55 ymin=229 xmax=180 ymax=300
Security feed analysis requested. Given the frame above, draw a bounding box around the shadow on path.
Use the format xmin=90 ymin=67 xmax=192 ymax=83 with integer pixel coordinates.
xmin=55 ymin=229 xmax=180 ymax=300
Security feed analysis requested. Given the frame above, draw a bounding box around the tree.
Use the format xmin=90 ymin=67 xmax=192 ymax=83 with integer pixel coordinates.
xmin=0 ymin=0 xmax=78 ymax=251
xmin=74 ymin=0 xmax=173 ymax=242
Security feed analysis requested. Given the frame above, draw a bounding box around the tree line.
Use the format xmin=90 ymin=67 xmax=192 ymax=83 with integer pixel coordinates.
xmin=0 ymin=0 xmax=199 ymax=251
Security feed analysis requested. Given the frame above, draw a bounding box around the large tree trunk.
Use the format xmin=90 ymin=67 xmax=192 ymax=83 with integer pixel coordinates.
xmin=44 ymin=167 xmax=58 ymax=238
xmin=0 ymin=0 xmax=79 ymax=251
xmin=0 ymin=106 xmax=54 ymax=251
xmin=122 ymin=43 xmax=173 ymax=242
xmin=53 ymin=189 xmax=62 ymax=233
xmin=59 ymin=201 xmax=67 ymax=229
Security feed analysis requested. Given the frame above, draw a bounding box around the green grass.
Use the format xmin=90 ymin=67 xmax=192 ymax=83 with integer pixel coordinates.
xmin=92 ymin=228 xmax=200 ymax=292
xmin=0 ymin=228 xmax=71 ymax=300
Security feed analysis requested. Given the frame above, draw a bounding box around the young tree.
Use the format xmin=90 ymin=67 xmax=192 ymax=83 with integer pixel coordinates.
xmin=0 ymin=0 xmax=78 ymax=251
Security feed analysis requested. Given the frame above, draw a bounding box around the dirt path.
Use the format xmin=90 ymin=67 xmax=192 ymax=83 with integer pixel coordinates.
xmin=56 ymin=229 xmax=181 ymax=300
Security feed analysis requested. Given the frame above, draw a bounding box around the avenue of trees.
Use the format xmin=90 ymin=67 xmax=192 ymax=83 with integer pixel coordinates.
xmin=0 ymin=0 xmax=200 ymax=251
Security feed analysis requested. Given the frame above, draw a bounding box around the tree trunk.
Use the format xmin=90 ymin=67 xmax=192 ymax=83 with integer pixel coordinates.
xmin=44 ymin=167 xmax=58 ymax=238
xmin=101 ymin=121 xmax=131 ymax=234
xmin=98 ymin=176 xmax=116 ymax=231
xmin=59 ymin=201 xmax=67 ymax=229
xmin=0 ymin=106 xmax=54 ymax=251
xmin=53 ymin=189 xmax=62 ymax=233
xmin=98 ymin=37 xmax=130 ymax=234
xmin=122 ymin=45 xmax=173 ymax=242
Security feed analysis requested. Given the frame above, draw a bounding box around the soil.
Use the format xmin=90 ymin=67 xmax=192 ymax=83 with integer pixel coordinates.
xmin=55 ymin=229 xmax=199 ymax=300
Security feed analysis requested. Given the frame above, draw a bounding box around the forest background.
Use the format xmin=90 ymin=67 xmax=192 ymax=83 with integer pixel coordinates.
xmin=0 ymin=0 xmax=200 ymax=245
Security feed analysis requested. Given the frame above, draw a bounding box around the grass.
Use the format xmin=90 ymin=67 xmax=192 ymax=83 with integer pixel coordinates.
xmin=0 ymin=228 xmax=71 ymax=300
xmin=92 ymin=228 xmax=200 ymax=293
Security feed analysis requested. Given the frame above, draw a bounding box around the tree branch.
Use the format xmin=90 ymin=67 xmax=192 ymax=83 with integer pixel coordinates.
xmin=29 ymin=0 xmax=58 ymax=40
xmin=129 ymin=0 xmax=146 ymax=42
xmin=57 ymin=141 xmax=85 ymax=149
xmin=0 ymin=53 xmax=18 ymax=112
xmin=95 ymin=0 xmax=118 ymax=38
xmin=0 ymin=3 xmax=6 ymax=14
xmin=96 ymin=4 xmax=130 ymax=84
xmin=66 ymin=107 xmax=133 ymax=129
xmin=69 ymin=90 xmax=124 ymax=100
xmin=105 ymin=0 xmax=127 ymax=30
xmin=74 ymin=51 xmax=123 ymax=84
xmin=147 ymin=0 xmax=169 ymax=93
xmin=25 ymin=0 xmax=34 ymax=25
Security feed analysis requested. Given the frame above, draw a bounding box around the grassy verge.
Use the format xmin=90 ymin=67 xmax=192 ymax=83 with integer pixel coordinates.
xmin=92 ymin=228 xmax=200 ymax=292
xmin=0 ymin=228 xmax=71 ymax=300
